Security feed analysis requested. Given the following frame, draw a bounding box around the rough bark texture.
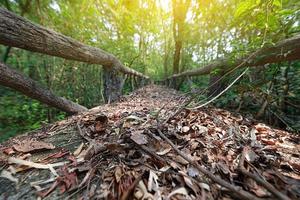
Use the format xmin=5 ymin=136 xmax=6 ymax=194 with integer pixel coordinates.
xmin=102 ymin=67 xmax=125 ymax=103
xmin=0 ymin=8 xmax=148 ymax=79
xmin=0 ymin=62 xmax=87 ymax=114
xmin=171 ymin=0 xmax=191 ymax=75
xmin=167 ymin=33 xmax=300 ymax=79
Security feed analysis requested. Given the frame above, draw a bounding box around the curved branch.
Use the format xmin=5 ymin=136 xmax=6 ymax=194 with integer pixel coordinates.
xmin=0 ymin=8 xmax=148 ymax=79
xmin=166 ymin=34 xmax=300 ymax=80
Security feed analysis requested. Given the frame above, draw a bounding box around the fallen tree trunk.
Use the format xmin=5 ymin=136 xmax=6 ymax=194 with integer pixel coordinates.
xmin=168 ymin=34 xmax=300 ymax=79
xmin=0 ymin=62 xmax=87 ymax=114
xmin=0 ymin=8 xmax=148 ymax=79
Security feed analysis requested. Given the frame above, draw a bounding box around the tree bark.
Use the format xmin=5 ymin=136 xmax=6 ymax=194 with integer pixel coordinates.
xmin=171 ymin=0 xmax=191 ymax=75
xmin=168 ymin=33 xmax=300 ymax=79
xmin=102 ymin=67 xmax=125 ymax=103
xmin=0 ymin=62 xmax=87 ymax=114
xmin=0 ymin=8 xmax=148 ymax=79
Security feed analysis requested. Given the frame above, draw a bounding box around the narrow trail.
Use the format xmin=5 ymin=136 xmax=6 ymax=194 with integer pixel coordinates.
xmin=0 ymin=85 xmax=299 ymax=200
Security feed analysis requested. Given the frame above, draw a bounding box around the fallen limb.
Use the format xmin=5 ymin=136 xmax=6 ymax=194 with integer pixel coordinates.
xmin=239 ymin=146 xmax=291 ymax=200
xmin=0 ymin=62 xmax=87 ymax=114
xmin=167 ymin=33 xmax=300 ymax=79
xmin=155 ymin=128 xmax=261 ymax=200
xmin=134 ymin=142 xmax=167 ymax=164
xmin=0 ymin=8 xmax=148 ymax=79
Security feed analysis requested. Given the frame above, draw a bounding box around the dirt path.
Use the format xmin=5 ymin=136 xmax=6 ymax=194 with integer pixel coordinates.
xmin=0 ymin=85 xmax=299 ymax=199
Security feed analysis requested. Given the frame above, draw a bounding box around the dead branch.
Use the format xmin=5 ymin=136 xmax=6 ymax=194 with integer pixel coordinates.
xmin=155 ymin=128 xmax=262 ymax=200
xmin=134 ymin=143 xmax=167 ymax=165
xmin=239 ymin=146 xmax=291 ymax=200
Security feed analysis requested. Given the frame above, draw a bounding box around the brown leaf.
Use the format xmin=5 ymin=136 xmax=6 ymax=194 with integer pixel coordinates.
xmin=260 ymin=138 xmax=276 ymax=145
xmin=13 ymin=139 xmax=55 ymax=153
xmin=130 ymin=131 xmax=148 ymax=145
xmin=156 ymin=148 xmax=171 ymax=155
xmin=57 ymin=166 xmax=78 ymax=193
xmin=173 ymin=155 xmax=189 ymax=165
xmin=94 ymin=114 xmax=108 ymax=133
xmin=255 ymin=123 xmax=271 ymax=134
xmin=115 ymin=166 xmax=123 ymax=183
xmin=3 ymin=147 xmax=15 ymax=155
xmin=41 ymin=150 xmax=69 ymax=161
xmin=245 ymin=177 xmax=270 ymax=197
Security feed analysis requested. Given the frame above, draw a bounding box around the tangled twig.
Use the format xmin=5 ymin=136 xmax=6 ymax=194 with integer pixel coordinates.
xmin=239 ymin=146 xmax=290 ymax=200
xmin=155 ymin=127 xmax=261 ymax=200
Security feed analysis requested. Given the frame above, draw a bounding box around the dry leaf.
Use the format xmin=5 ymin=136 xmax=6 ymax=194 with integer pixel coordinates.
xmin=148 ymin=170 xmax=159 ymax=192
xmin=114 ymin=166 xmax=123 ymax=183
xmin=13 ymin=139 xmax=55 ymax=153
xmin=94 ymin=114 xmax=108 ymax=133
xmin=130 ymin=131 xmax=148 ymax=145
xmin=157 ymin=148 xmax=171 ymax=155
xmin=182 ymin=126 xmax=190 ymax=133
xmin=3 ymin=147 xmax=15 ymax=155
xmin=167 ymin=187 xmax=189 ymax=199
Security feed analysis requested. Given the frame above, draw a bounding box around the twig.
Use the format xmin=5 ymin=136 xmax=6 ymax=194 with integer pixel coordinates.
xmin=191 ymin=68 xmax=249 ymax=110
xmin=135 ymin=143 xmax=167 ymax=164
xmin=155 ymin=128 xmax=261 ymax=200
xmin=163 ymin=97 xmax=193 ymax=124
xmin=239 ymin=146 xmax=291 ymax=200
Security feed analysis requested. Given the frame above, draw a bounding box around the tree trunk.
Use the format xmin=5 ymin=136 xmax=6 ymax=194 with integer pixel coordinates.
xmin=0 ymin=8 xmax=147 ymax=79
xmin=130 ymin=76 xmax=135 ymax=91
xmin=173 ymin=41 xmax=182 ymax=74
xmin=0 ymin=62 xmax=87 ymax=114
xmin=171 ymin=0 xmax=191 ymax=76
xmin=102 ymin=67 xmax=125 ymax=103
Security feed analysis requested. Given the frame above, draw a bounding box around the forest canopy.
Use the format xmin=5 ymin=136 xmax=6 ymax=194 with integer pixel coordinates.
xmin=0 ymin=0 xmax=299 ymax=141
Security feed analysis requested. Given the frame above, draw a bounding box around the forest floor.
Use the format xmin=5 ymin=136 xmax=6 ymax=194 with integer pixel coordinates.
xmin=0 ymin=85 xmax=299 ymax=200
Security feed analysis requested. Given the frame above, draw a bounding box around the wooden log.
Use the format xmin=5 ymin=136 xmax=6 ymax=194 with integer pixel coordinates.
xmin=167 ymin=34 xmax=300 ymax=79
xmin=0 ymin=8 xmax=148 ymax=79
xmin=0 ymin=62 xmax=87 ymax=114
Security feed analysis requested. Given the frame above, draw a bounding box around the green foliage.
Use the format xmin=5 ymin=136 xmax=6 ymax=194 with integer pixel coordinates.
xmin=0 ymin=88 xmax=66 ymax=142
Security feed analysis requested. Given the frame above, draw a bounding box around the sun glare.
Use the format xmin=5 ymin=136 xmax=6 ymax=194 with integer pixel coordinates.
xmin=157 ymin=0 xmax=171 ymax=11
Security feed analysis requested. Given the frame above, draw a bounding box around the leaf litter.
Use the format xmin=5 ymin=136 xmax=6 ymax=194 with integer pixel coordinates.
xmin=0 ymin=85 xmax=299 ymax=200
